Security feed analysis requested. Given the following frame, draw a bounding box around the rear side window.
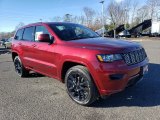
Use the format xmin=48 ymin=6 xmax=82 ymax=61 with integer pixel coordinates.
xmin=15 ymin=29 xmax=24 ymax=40
xmin=23 ymin=27 xmax=35 ymax=41
xmin=35 ymin=26 xmax=51 ymax=41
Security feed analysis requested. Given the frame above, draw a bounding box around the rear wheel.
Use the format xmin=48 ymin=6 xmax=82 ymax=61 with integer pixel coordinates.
xmin=14 ymin=56 xmax=29 ymax=77
xmin=65 ymin=65 xmax=98 ymax=106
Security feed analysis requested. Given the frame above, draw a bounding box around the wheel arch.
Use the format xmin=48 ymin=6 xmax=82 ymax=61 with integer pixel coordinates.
xmin=60 ymin=60 xmax=100 ymax=94
xmin=61 ymin=61 xmax=86 ymax=83
xmin=12 ymin=52 xmax=18 ymax=61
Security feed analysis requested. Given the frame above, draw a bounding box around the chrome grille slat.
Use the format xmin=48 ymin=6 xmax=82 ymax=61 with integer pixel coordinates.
xmin=122 ymin=49 xmax=147 ymax=65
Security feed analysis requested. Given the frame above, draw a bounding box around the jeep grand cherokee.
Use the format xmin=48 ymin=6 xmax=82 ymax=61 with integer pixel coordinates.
xmin=11 ymin=22 xmax=149 ymax=106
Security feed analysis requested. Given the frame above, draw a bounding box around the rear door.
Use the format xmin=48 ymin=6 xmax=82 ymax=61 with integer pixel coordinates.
xmin=21 ymin=26 xmax=36 ymax=68
xmin=12 ymin=28 xmax=24 ymax=59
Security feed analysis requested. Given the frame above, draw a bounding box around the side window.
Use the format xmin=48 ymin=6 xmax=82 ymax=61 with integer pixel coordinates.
xmin=23 ymin=27 xmax=35 ymax=41
xmin=15 ymin=29 xmax=24 ymax=40
xmin=56 ymin=26 xmax=65 ymax=31
xmin=35 ymin=26 xmax=51 ymax=41
xmin=75 ymin=27 xmax=83 ymax=36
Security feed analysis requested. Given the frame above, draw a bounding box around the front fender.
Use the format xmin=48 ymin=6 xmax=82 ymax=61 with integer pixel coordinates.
xmin=59 ymin=55 xmax=101 ymax=92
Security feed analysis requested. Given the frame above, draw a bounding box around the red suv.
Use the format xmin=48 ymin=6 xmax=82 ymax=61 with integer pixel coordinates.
xmin=12 ymin=22 xmax=149 ymax=106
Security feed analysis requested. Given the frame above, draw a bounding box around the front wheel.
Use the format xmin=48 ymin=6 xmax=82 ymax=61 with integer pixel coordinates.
xmin=14 ymin=56 xmax=29 ymax=77
xmin=65 ymin=65 xmax=98 ymax=106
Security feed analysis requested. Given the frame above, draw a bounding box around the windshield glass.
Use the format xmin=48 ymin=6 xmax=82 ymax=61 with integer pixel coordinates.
xmin=49 ymin=23 xmax=100 ymax=41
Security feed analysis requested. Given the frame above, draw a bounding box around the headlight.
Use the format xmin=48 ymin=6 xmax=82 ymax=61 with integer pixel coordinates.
xmin=97 ymin=54 xmax=122 ymax=62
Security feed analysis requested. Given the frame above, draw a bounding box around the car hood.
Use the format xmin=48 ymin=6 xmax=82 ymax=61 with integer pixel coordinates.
xmin=68 ymin=37 xmax=141 ymax=52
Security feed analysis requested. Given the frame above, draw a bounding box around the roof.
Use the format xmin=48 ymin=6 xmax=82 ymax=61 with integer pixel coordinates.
xmin=18 ymin=22 xmax=79 ymax=30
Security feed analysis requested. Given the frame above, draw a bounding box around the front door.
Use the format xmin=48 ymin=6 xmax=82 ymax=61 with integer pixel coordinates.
xmin=31 ymin=25 xmax=57 ymax=77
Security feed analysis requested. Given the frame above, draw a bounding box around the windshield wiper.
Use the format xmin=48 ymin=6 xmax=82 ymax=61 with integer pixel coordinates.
xmin=70 ymin=37 xmax=80 ymax=40
xmin=70 ymin=37 xmax=87 ymax=40
xmin=88 ymin=36 xmax=100 ymax=38
xmin=69 ymin=36 xmax=100 ymax=41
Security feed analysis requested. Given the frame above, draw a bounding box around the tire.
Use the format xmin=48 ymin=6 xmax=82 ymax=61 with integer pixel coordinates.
xmin=65 ymin=65 xmax=98 ymax=106
xmin=14 ymin=56 xmax=29 ymax=77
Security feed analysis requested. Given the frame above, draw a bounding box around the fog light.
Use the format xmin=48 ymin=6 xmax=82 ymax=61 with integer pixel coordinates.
xmin=109 ymin=74 xmax=124 ymax=80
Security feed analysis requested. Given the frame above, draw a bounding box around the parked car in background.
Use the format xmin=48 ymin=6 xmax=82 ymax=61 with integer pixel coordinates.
xmin=12 ymin=22 xmax=149 ymax=106
xmin=118 ymin=30 xmax=131 ymax=38
xmin=4 ymin=37 xmax=13 ymax=49
xmin=0 ymin=39 xmax=7 ymax=46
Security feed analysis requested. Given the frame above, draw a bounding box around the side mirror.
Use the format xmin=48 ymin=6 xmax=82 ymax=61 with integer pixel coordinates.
xmin=38 ymin=34 xmax=50 ymax=42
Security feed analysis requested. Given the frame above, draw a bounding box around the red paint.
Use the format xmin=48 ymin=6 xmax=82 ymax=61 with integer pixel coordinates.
xmin=12 ymin=22 xmax=149 ymax=96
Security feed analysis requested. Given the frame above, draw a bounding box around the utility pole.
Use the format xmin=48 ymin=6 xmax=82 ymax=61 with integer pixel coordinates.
xmin=100 ymin=0 xmax=105 ymax=37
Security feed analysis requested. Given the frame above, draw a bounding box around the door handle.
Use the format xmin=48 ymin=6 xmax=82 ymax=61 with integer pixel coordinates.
xmin=32 ymin=44 xmax=36 ymax=47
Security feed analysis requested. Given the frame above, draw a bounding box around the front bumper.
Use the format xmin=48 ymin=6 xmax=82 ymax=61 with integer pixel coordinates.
xmin=91 ymin=58 xmax=149 ymax=96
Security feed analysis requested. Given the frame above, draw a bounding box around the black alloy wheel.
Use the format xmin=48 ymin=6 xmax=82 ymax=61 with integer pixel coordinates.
xmin=14 ymin=56 xmax=29 ymax=77
xmin=65 ymin=65 xmax=98 ymax=106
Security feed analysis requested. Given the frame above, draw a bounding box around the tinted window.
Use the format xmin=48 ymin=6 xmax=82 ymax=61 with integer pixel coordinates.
xmin=35 ymin=26 xmax=50 ymax=41
xmin=15 ymin=29 xmax=24 ymax=40
xmin=49 ymin=23 xmax=99 ymax=41
xmin=23 ymin=27 xmax=35 ymax=41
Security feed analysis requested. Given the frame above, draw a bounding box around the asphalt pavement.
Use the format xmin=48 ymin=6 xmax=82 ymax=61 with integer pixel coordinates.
xmin=0 ymin=39 xmax=160 ymax=120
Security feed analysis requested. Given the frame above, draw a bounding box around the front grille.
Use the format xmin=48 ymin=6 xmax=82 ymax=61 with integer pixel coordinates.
xmin=122 ymin=48 xmax=147 ymax=65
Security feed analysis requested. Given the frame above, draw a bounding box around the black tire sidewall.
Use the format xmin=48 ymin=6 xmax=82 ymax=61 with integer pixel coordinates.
xmin=14 ymin=56 xmax=28 ymax=77
xmin=65 ymin=66 xmax=96 ymax=106
xmin=14 ymin=56 xmax=23 ymax=77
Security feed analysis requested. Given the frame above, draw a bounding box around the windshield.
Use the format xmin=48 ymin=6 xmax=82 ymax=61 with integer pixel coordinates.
xmin=49 ymin=23 xmax=100 ymax=41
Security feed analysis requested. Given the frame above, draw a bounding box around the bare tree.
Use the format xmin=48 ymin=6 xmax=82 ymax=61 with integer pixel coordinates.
xmin=107 ymin=1 xmax=125 ymax=26
xmin=83 ymin=7 xmax=95 ymax=27
xmin=138 ymin=5 xmax=150 ymax=22
xmin=146 ymin=0 xmax=160 ymax=20
xmin=0 ymin=31 xmax=15 ymax=40
xmin=130 ymin=0 xmax=139 ymax=27
xmin=78 ymin=15 xmax=86 ymax=25
xmin=123 ymin=0 xmax=132 ymax=24
xmin=51 ymin=16 xmax=62 ymax=22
